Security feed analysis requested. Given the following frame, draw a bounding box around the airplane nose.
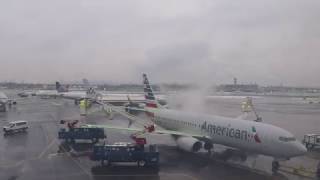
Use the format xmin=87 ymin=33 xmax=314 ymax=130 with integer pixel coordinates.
xmin=295 ymin=142 xmax=307 ymax=156
xmin=300 ymin=144 xmax=308 ymax=154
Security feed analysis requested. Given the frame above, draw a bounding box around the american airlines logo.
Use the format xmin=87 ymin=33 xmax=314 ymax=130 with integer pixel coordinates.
xmin=201 ymin=121 xmax=262 ymax=143
xmin=252 ymin=126 xmax=261 ymax=143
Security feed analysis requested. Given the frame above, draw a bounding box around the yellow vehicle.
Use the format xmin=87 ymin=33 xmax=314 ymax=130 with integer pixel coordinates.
xmin=79 ymin=99 xmax=92 ymax=116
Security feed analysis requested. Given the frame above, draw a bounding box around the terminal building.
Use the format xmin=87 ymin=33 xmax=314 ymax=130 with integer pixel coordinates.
xmin=216 ymin=78 xmax=260 ymax=93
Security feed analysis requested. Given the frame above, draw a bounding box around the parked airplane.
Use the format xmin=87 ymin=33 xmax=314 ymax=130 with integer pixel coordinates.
xmin=37 ymin=80 xmax=166 ymax=107
xmin=36 ymin=89 xmax=59 ymax=99
xmin=89 ymin=73 xmax=307 ymax=173
xmin=0 ymin=91 xmax=8 ymax=112
xmin=303 ymin=96 xmax=320 ymax=104
xmin=0 ymin=91 xmax=8 ymax=103
xmin=55 ymin=81 xmax=69 ymax=93
xmin=0 ymin=91 xmax=18 ymax=112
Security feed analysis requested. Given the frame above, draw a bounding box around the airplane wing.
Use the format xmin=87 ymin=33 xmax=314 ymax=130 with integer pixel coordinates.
xmin=96 ymin=101 xmax=147 ymax=125
xmin=94 ymin=101 xmax=210 ymax=139
xmin=85 ymin=124 xmax=209 ymax=139
xmin=154 ymin=129 xmax=210 ymax=139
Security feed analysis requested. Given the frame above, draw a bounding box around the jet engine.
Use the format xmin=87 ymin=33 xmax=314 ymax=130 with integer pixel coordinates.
xmin=176 ymin=137 xmax=202 ymax=152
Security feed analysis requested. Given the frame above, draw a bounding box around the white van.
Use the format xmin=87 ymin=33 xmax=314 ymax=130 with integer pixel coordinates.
xmin=3 ymin=121 xmax=29 ymax=134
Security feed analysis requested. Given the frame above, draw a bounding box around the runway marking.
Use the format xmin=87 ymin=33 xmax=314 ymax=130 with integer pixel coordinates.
xmin=39 ymin=124 xmax=50 ymax=144
xmin=56 ymin=144 xmax=92 ymax=178
xmin=37 ymin=172 xmax=89 ymax=179
xmin=66 ymin=155 xmax=92 ymax=178
xmin=48 ymin=152 xmax=63 ymax=158
xmin=91 ymin=173 xmax=198 ymax=179
xmin=159 ymin=172 xmax=199 ymax=180
xmin=0 ymin=160 xmax=25 ymax=169
xmin=51 ymin=102 xmax=62 ymax=106
xmin=77 ymin=156 xmax=94 ymax=168
xmin=93 ymin=174 xmax=161 ymax=178
xmin=37 ymin=138 xmax=57 ymax=159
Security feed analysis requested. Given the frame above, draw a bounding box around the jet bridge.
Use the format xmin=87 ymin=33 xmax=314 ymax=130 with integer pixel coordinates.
xmin=303 ymin=134 xmax=320 ymax=150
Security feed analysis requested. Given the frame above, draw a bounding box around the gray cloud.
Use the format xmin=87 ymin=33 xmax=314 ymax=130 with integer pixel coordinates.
xmin=0 ymin=0 xmax=319 ymax=86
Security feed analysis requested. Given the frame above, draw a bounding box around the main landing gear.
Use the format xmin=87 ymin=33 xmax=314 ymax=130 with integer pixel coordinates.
xmin=272 ymin=160 xmax=280 ymax=173
xmin=204 ymin=141 xmax=213 ymax=155
xmin=74 ymin=100 xmax=79 ymax=105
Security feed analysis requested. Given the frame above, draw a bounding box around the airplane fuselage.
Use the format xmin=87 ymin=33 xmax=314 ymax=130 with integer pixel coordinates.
xmin=147 ymin=107 xmax=307 ymax=159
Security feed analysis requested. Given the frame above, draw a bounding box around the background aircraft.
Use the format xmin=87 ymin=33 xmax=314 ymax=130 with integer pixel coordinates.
xmin=0 ymin=91 xmax=19 ymax=112
xmin=35 ymin=80 xmax=163 ymax=104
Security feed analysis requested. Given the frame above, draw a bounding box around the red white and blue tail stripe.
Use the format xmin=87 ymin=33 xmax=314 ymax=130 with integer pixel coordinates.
xmin=143 ymin=73 xmax=159 ymax=108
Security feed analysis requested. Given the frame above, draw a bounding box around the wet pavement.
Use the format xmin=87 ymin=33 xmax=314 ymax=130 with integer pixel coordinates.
xmin=0 ymin=92 xmax=319 ymax=180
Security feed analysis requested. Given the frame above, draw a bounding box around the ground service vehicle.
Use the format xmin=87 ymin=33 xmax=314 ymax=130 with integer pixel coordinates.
xmin=90 ymin=142 xmax=159 ymax=167
xmin=58 ymin=127 xmax=106 ymax=143
xmin=3 ymin=121 xmax=28 ymax=134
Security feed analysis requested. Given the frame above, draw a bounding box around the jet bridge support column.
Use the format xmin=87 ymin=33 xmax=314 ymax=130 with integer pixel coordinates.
xmin=0 ymin=102 xmax=6 ymax=112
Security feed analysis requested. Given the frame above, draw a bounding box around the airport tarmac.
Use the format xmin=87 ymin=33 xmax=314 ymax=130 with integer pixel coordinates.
xmin=0 ymin=92 xmax=319 ymax=180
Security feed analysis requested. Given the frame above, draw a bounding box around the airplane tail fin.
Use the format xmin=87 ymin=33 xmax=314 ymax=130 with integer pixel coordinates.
xmin=82 ymin=79 xmax=97 ymax=97
xmin=127 ymin=95 xmax=133 ymax=104
xmin=82 ymin=78 xmax=90 ymax=87
xmin=86 ymin=87 xmax=96 ymax=96
xmin=82 ymin=79 xmax=101 ymax=100
xmin=56 ymin=81 xmax=68 ymax=92
xmin=56 ymin=82 xmax=61 ymax=91
xmin=143 ymin=73 xmax=162 ymax=108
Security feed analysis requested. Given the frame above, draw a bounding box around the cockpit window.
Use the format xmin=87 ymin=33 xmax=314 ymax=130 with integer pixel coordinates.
xmin=279 ymin=136 xmax=296 ymax=142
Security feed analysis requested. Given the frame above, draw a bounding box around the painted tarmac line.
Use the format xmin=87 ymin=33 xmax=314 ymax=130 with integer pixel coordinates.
xmin=37 ymin=138 xmax=58 ymax=159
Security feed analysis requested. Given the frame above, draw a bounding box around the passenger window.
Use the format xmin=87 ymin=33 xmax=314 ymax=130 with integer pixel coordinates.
xmin=279 ymin=136 xmax=296 ymax=142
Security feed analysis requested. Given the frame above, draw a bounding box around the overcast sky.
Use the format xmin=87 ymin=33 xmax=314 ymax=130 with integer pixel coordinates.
xmin=0 ymin=0 xmax=319 ymax=86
